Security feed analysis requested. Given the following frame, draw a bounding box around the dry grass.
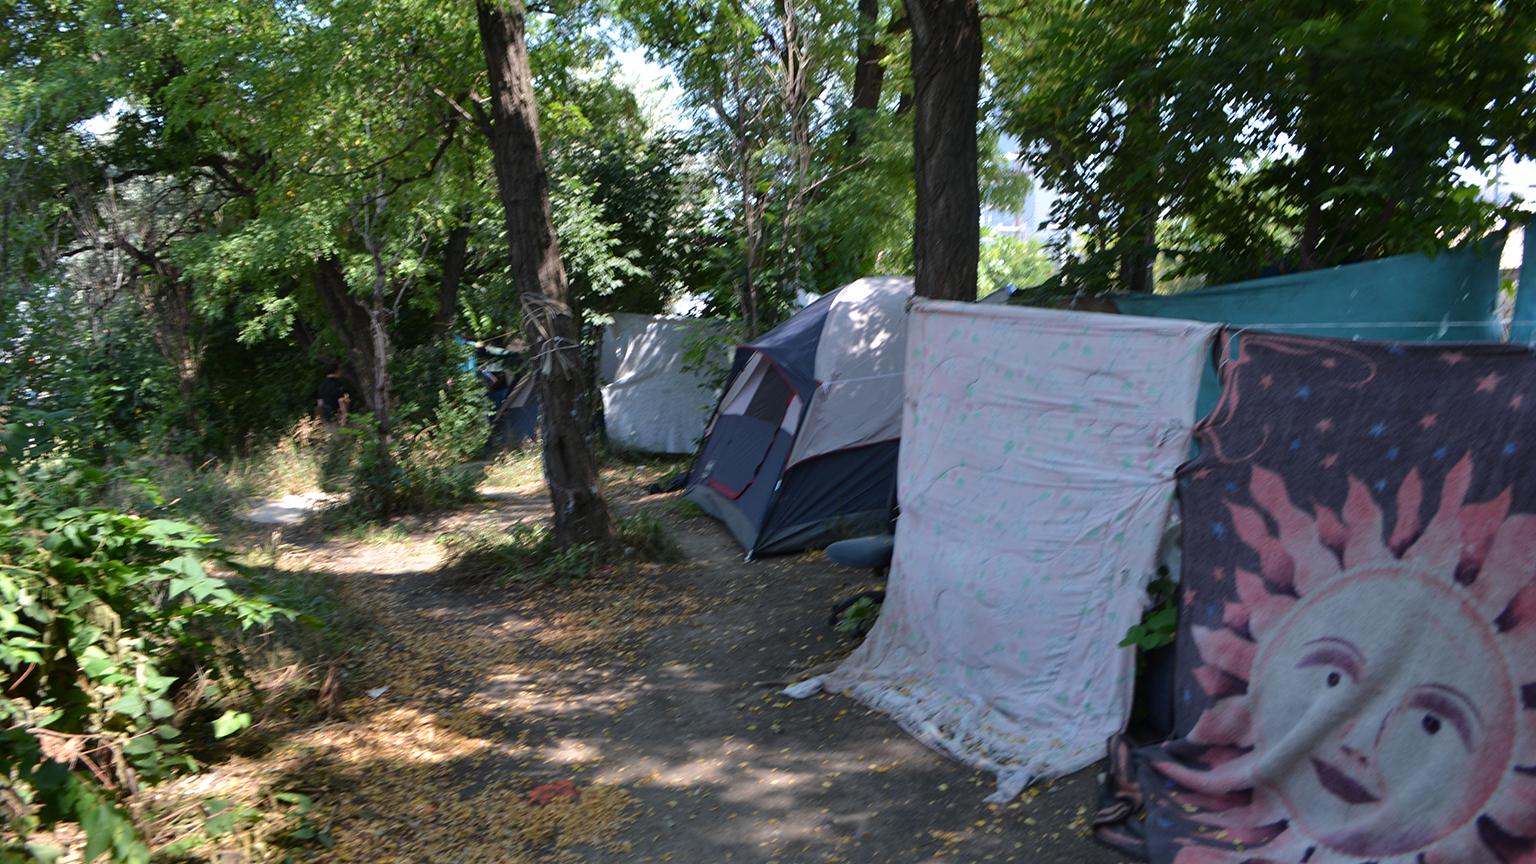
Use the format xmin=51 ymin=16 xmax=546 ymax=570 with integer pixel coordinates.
xmin=482 ymin=447 xmax=545 ymax=490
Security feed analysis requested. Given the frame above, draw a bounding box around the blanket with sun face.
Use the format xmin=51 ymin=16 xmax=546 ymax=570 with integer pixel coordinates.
xmin=1096 ymin=332 xmax=1536 ymax=864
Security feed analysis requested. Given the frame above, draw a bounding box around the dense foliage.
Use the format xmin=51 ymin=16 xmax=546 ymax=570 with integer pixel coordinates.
xmin=0 ymin=425 xmax=285 ymax=860
xmin=995 ymin=0 xmax=1536 ymax=293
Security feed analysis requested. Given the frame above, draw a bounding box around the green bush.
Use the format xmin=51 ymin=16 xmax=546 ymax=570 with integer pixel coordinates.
xmin=1120 ymin=572 xmax=1178 ymax=651
xmin=834 ymin=596 xmax=882 ymax=637
xmin=0 ymin=451 xmax=286 ymax=860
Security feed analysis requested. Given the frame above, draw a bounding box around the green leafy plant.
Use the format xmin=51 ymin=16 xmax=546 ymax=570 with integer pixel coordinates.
xmin=616 ymin=512 xmax=682 ymax=563
xmin=834 ymin=597 xmax=882 ymax=637
xmin=1120 ymin=573 xmax=1179 ymax=651
xmin=666 ymin=497 xmax=707 ymax=519
xmin=0 ymin=452 xmax=287 ymax=859
xmin=437 ymin=511 xmax=683 ymax=585
xmin=437 ymin=524 xmax=597 ymax=585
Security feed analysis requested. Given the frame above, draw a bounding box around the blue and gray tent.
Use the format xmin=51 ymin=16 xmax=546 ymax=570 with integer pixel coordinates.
xmin=686 ymin=276 xmax=914 ymax=556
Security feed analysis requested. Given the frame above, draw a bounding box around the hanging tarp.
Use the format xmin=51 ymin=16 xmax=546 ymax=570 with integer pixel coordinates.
xmin=1512 ymin=226 xmax=1536 ymax=344
xmin=1096 ymin=332 xmax=1536 ymax=863
xmin=791 ymin=301 xmax=1218 ymax=802
xmin=1116 ymin=238 xmax=1506 ymax=417
xmin=600 ymin=314 xmax=729 ymax=455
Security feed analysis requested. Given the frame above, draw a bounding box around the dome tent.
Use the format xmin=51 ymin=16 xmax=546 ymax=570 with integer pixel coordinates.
xmin=685 ymin=276 xmax=914 ymax=556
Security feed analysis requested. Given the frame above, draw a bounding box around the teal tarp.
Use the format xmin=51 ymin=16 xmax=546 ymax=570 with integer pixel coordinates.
xmin=1114 ymin=237 xmax=1506 ymax=417
xmin=1513 ymin=227 xmax=1536 ymax=345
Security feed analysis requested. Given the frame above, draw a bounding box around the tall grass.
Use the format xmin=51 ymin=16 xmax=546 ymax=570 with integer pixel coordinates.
xmin=436 ymin=511 xmax=683 ymax=585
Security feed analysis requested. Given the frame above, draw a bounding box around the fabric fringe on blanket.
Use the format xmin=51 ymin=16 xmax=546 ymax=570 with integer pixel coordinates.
xmin=793 ymin=302 xmax=1218 ymax=802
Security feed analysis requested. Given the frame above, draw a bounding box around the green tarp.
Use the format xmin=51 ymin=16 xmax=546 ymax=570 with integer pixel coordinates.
xmin=1114 ymin=237 xmax=1506 ymax=418
xmin=1512 ymin=227 xmax=1536 ymax=345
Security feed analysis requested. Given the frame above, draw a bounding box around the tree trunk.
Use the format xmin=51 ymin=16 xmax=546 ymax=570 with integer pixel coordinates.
xmin=905 ymin=0 xmax=981 ymax=300
xmin=1116 ymin=94 xmax=1160 ymax=293
xmin=779 ymin=0 xmax=812 ymax=294
xmin=740 ymin=147 xmax=761 ymax=337
xmin=435 ymin=223 xmax=471 ymax=335
xmin=476 ymin=0 xmax=615 ymax=547
xmin=314 ymin=256 xmax=383 ymax=412
xmin=1116 ymin=204 xmax=1158 ymax=293
xmin=139 ymin=275 xmax=204 ymax=400
xmin=364 ymin=264 xmax=394 ymax=489
xmin=851 ymin=0 xmax=886 ymax=114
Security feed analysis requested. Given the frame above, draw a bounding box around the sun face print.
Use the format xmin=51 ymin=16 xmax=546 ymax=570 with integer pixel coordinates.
xmin=1153 ymin=456 xmax=1536 ymax=863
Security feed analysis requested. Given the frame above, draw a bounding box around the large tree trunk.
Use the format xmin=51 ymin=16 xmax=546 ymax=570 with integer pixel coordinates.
xmin=314 ymin=256 xmax=383 ymax=412
xmin=476 ymin=0 xmax=615 ymax=547
xmin=905 ymin=0 xmax=981 ymax=301
xmin=138 ymin=273 xmax=204 ymax=400
xmin=435 ymin=223 xmax=471 ymax=335
xmin=363 ymin=248 xmax=395 ymax=488
xmin=1116 ymin=94 xmax=1160 ymax=293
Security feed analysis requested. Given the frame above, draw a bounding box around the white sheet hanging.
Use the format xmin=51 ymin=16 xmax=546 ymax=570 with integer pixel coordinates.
xmin=798 ymin=300 xmax=1217 ymax=801
xmin=600 ymin=314 xmax=729 ymax=454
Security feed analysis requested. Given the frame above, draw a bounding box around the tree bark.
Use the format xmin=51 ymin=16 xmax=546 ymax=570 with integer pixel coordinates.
xmin=779 ymin=0 xmax=812 ymax=292
xmin=851 ymin=0 xmax=886 ymax=115
xmin=314 ymin=256 xmax=383 ymax=412
xmin=1116 ymin=203 xmax=1158 ymax=293
xmin=476 ymin=0 xmax=615 ymax=547
xmin=905 ymin=0 xmax=981 ymax=300
xmin=1116 ymin=94 xmax=1160 ymax=293
xmin=435 ymin=223 xmax=471 ymax=335
xmin=362 ymin=236 xmax=396 ymax=488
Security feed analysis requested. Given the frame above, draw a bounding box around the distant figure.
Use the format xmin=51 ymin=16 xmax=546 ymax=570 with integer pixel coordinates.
xmin=315 ymin=362 xmax=353 ymax=427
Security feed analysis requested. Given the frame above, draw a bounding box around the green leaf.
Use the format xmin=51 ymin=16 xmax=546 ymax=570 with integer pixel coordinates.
xmin=203 ymin=810 xmax=239 ymax=837
xmin=212 ymin=710 xmax=252 ymax=739
xmin=24 ymin=842 xmax=64 ymax=864
xmin=109 ymin=691 xmax=147 ymax=719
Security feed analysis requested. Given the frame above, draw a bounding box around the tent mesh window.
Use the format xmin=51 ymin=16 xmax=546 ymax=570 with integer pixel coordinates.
xmin=741 ymin=367 xmax=792 ymax=424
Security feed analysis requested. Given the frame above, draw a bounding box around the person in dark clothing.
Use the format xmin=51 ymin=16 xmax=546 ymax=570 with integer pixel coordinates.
xmin=315 ymin=362 xmax=353 ymax=426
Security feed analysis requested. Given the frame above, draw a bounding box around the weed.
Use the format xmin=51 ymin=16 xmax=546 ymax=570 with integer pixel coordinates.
xmin=834 ymin=596 xmax=882 ymax=636
xmin=482 ymin=446 xmax=544 ymax=489
xmin=438 ymin=512 xmax=682 ymax=585
xmin=1120 ymin=571 xmax=1178 ymax=651
xmin=437 ymin=523 xmax=594 ymax=584
xmin=339 ymin=521 xmax=413 ymax=545
xmin=617 ymin=511 xmax=683 ymax=562
xmin=666 ymin=497 xmax=707 ymax=519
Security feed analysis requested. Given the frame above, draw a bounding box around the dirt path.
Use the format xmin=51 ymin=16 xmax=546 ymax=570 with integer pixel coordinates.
xmin=243 ymin=477 xmax=1134 ymax=863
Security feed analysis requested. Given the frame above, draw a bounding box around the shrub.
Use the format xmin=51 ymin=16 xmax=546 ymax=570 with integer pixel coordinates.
xmin=482 ymin=446 xmax=544 ymax=490
xmin=834 ymin=596 xmax=882 ymax=637
xmin=0 ymin=454 xmax=286 ymax=859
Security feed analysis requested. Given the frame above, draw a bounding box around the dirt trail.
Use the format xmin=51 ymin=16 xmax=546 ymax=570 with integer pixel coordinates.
xmin=244 ymin=478 xmax=1133 ymax=863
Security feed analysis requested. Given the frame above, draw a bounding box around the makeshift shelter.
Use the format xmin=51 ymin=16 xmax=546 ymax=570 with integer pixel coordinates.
xmin=685 ymin=276 xmax=913 ymax=556
xmin=1513 ymin=226 xmax=1536 ymax=344
xmin=492 ymin=374 xmax=539 ymax=446
xmin=1097 ymin=332 xmax=1536 ymax=863
xmin=469 ymin=340 xmax=539 ymax=447
xmin=599 ymin=314 xmax=729 ymax=455
xmin=1115 ymin=237 xmax=1507 ymax=416
xmin=789 ymin=301 xmax=1219 ymax=802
